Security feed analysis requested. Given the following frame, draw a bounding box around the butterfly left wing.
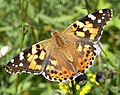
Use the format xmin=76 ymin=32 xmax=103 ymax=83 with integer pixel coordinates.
xmin=62 ymin=9 xmax=113 ymax=42
xmin=5 ymin=39 xmax=52 ymax=75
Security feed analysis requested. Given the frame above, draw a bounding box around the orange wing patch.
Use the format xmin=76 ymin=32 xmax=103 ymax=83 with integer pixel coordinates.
xmin=71 ymin=20 xmax=99 ymax=41
xmin=27 ymin=43 xmax=46 ymax=70
xmin=43 ymin=64 xmax=76 ymax=82
xmin=76 ymin=44 xmax=96 ymax=74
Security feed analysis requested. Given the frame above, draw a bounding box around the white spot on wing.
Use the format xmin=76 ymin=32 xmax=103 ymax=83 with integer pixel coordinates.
xmin=88 ymin=14 xmax=96 ymax=20
xmin=20 ymin=56 xmax=24 ymax=60
xmin=19 ymin=52 xmax=24 ymax=60
xmin=111 ymin=9 xmax=113 ymax=14
xmin=103 ymin=14 xmax=105 ymax=16
xmin=106 ymin=21 xmax=109 ymax=25
xmin=27 ymin=72 xmax=32 ymax=74
xmin=88 ymin=14 xmax=92 ymax=18
xmin=5 ymin=68 xmax=9 ymax=73
xmin=33 ymin=73 xmax=39 ymax=75
xmin=6 ymin=69 xmax=12 ymax=73
xmin=19 ymin=62 xmax=23 ymax=67
xmin=15 ymin=65 xmax=18 ymax=67
xmin=16 ymin=71 xmax=20 ymax=74
xmin=103 ymin=25 xmax=106 ymax=29
xmin=102 ymin=17 xmax=104 ymax=19
xmin=101 ymin=30 xmax=103 ymax=35
xmin=12 ymin=72 xmax=15 ymax=74
xmin=10 ymin=59 xmax=14 ymax=63
xmin=12 ymin=64 xmax=15 ymax=66
xmin=20 ymin=52 xmax=24 ymax=55
xmin=8 ymin=71 xmax=11 ymax=73
xmin=98 ymin=19 xmax=102 ymax=23
xmin=99 ymin=10 xmax=103 ymax=13
xmin=91 ymin=15 xmax=96 ymax=20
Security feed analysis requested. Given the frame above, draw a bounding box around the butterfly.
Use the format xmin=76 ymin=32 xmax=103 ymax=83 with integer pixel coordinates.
xmin=5 ymin=9 xmax=113 ymax=83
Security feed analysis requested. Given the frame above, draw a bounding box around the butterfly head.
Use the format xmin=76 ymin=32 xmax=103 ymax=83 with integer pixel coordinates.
xmin=51 ymin=28 xmax=59 ymax=36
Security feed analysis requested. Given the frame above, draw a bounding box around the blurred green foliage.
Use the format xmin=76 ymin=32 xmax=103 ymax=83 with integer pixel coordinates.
xmin=0 ymin=0 xmax=120 ymax=95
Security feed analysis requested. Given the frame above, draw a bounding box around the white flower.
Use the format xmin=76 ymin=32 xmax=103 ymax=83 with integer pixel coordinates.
xmin=0 ymin=46 xmax=9 ymax=58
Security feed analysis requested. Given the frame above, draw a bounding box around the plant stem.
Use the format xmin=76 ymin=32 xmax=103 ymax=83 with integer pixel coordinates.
xmin=71 ymin=81 xmax=76 ymax=95
xmin=15 ymin=0 xmax=28 ymax=93
xmin=98 ymin=43 xmax=119 ymax=74
xmin=85 ymin=0 xmax=91 ymax=14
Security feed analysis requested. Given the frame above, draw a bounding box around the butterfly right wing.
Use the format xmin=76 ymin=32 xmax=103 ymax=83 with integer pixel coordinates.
xmin=62 ymin=9 xmax=113 ymax=42
xmin=5 ymin=39 xmax=52 ymax=75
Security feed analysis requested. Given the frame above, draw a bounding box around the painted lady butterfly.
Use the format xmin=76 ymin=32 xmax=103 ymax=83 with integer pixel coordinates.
xmin=5 ymin=9 xmax=113 ymax=83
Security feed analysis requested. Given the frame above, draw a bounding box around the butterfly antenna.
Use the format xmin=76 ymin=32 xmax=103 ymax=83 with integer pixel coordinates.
xmin=52 ymin=4 xmax=63 ymax=30
xmin=53 ymin=17 xmax=59 ymax=29
xmin=25 ymin=4 xmax=63 ymax=31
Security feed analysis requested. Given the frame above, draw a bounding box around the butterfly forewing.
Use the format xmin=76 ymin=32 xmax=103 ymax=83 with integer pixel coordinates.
xmin=5 ymin=39 xmax=52 ymax=75
xmin=63 ymin=9 xmax=113 ymax=42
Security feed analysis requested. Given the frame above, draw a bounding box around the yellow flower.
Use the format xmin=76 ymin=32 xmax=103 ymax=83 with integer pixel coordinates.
xmin=79 ymin=82 xmax=92 ymax=95
xmin=90 ymin=77 xmax=96 ymax=82
xmin=83 ymin=83 xmax=91 ymax=94
xmin=76 ymin=84 xmax=80 ymax=90
xmin=58 ymin=83 xmax=69 ymax=93
xmin=79 ymin=91 xmax=85 ymax=95
xmin=87 ymin=73 xmax=92 ymax=77
xmin=95 ymin=81 xmax=100 ymax=85
xmin=69 ymin=81 xmax=72 ymax=87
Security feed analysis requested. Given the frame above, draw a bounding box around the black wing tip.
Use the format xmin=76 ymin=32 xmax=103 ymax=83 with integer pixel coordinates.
xmin=5 ymin=66 xmax=12 ymax=74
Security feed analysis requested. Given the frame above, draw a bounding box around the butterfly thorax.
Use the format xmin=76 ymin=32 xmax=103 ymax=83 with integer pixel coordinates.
xmin=51 ymin=29 xmax=64 ymax=48
xmin=51 ymin=29 xmax=75 ymax=63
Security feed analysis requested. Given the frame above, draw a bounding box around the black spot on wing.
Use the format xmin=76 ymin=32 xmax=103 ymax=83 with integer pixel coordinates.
xmin=84 ymin=30 xmax=91 ymax=39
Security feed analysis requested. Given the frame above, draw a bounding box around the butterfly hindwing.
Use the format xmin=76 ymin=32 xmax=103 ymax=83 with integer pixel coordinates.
xmin=63 ymin=9 xmax=113 ymax=42
xmin=42 ymin=39 xmax=96 ymax=82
